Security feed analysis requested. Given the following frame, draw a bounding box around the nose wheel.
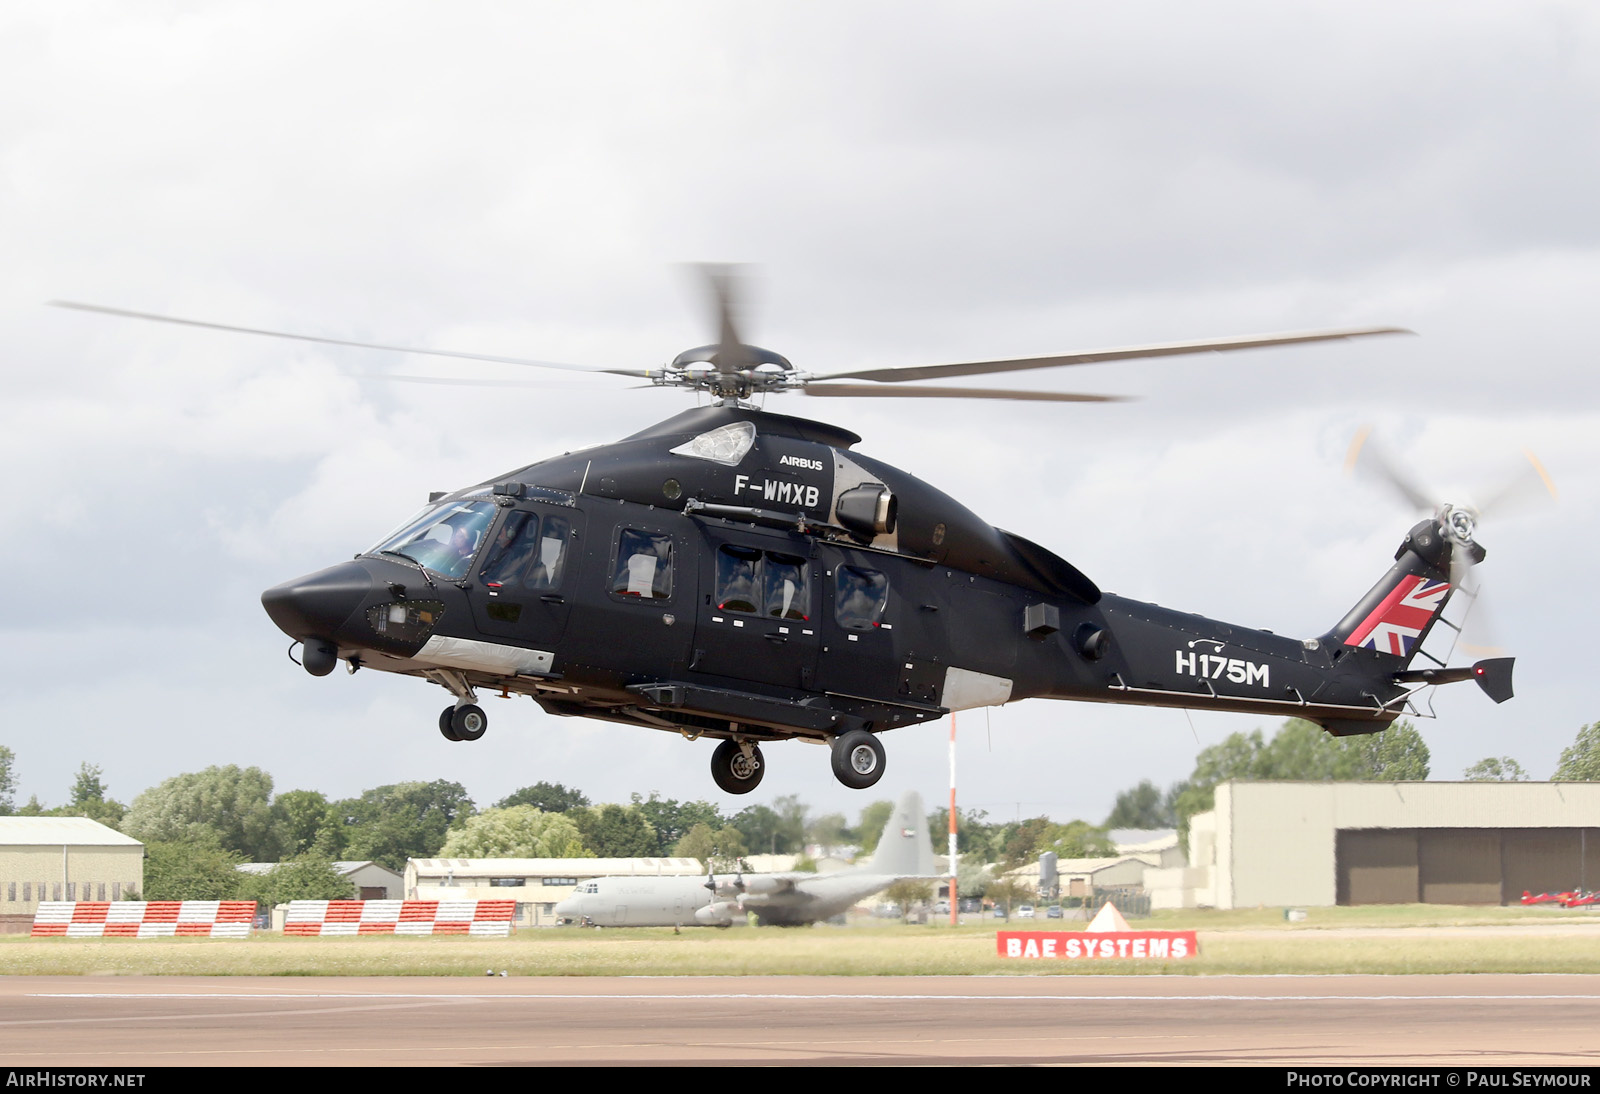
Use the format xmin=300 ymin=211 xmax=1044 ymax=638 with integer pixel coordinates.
xmin=427 ymin=669 xmax=486 ymax=743
xmin=831 ymin=729 xmax=886 ymax=789
xmin=710 ymin=739 xmax=764 ymax=795
xmin=438 ymin=703 xmax=487 ymax=742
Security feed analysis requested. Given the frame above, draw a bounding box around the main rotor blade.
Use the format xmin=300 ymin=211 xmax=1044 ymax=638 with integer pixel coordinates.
xmin=802 ymin=383 xmax=1130 ymax=402
xmin=697 ymin=264 xmax=753 ymax=375
xmin=49 ymin=301 xmax=652 ymax=378
xmin=813 ymin=326 xmax=1410 ymax=384
xmin=351 ymin=373 xmax=632 ymax=390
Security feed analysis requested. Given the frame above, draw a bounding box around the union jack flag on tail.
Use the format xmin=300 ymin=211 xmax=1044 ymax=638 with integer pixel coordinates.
xmin=1343 ymin=574 xmax=1451 ymax=656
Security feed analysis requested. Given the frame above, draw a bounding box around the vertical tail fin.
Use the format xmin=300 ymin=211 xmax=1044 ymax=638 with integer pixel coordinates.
xmin=1324 ymin=517 xmax=1463 ymax=667
xmin=866 ymin=791 xmax=939 ymax=876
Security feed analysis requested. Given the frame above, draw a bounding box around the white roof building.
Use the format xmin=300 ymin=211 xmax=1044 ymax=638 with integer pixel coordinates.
xmin=0 ymin=817 xmax=144 ymax=924
xmin=406 ymin=856 xmax=706 ymax=925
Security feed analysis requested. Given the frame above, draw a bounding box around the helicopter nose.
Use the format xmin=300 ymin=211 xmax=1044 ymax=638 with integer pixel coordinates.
xmin=261 ymin=562 xmax=374 ymax=646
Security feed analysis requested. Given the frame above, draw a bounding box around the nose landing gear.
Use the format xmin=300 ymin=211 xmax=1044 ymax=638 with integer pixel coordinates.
xmin=427 ymin=669 xmax=487 ymax=742
xmin=438 ymin=703 xmax=488 ymax=741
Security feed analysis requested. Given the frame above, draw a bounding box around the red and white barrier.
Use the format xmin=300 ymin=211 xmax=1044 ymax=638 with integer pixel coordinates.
xmin=31 ymin=901 xmax=256 ymax=938
xmin=283 ymin=899 xmax=516 ymax=936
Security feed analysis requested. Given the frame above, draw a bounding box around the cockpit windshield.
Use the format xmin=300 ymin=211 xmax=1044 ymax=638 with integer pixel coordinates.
xmin=365 ymin=500 xmax=497 ymax=580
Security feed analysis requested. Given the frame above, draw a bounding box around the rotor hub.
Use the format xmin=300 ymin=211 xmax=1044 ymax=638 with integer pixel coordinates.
xmin=658 ymin=344 xmax=801 ymax=399
xmin=1441 ymin=504 xmax=1479 ymax=547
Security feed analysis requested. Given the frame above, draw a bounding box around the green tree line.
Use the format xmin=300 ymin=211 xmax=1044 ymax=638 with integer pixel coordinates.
xmin=5 ymin=716 xmax=1598 ymax=901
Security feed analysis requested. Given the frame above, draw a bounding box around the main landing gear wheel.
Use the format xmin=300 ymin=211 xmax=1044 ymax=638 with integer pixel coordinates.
xmin=438 ymin=707 xmax=461 ymax=742
xmin=710 ymin=739 xmax=764 ymax=795
xmin=451 ymin=704 xmax=488 ymax=742
xmin=831 ymin=729 xmax=886 ymax=790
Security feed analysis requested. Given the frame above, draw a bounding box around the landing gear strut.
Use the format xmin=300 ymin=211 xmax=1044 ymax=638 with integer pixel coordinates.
xmin=427 ymin=668 xmax=486 ymax=742
xmin=831 ymin=729 xmax=885 ymax=789
xmin=710 ymin=739 xmax=764 ymax=795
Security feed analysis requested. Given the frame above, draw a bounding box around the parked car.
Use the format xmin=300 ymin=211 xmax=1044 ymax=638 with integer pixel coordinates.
xmin=1017 ymin=904 xmax=1036 ymax=919
xmin=1046 ymin=905 xmax=1064 ymax=919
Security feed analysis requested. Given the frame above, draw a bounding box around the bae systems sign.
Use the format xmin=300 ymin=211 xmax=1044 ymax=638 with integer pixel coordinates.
xmin=996 ymin=930 xmax=1199 ymax=960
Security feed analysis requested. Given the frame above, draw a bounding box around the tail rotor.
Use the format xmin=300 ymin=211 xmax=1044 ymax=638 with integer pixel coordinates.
xmin=1343 ymin=426 xmax=1557 ymax=660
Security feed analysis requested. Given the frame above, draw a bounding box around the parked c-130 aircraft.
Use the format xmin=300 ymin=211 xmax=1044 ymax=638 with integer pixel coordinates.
xmin=54 ymin=273 xmax=1519 ymax=796
xmin=555 ymin=791 xmax=939 ymax=927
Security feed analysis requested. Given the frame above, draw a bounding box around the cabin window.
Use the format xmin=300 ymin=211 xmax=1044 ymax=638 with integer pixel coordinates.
xmin=715 ymin=545 xmax=761 ymax=613
xmin=716 ymin=546 xmax=810 ymax=620
xmin=835 ymin=566 xmax=889 ymax=630
xmin=763 ymin=552 xmax=809 ymax=620
xmin=611 ymin=530 xmax=673 ymax=599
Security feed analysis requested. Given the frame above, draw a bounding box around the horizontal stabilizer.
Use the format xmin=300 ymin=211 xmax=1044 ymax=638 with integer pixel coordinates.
xmin=1472 ymin=657 xmax=1515 ymax=704
xmin=1391 ymin=657 xmax=1514 ymax=704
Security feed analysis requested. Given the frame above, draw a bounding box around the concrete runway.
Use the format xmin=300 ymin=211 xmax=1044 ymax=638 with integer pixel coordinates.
xmin=5 ymin=974 xmax=1600 ymax=1066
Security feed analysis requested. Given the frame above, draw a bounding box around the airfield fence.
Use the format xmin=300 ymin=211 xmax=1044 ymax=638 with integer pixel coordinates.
xmin=1092 ymin=889 xmax=1151 ymax=919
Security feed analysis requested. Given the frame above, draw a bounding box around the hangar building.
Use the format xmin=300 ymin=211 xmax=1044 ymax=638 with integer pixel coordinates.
xmin=0 ymin=817 xmax=144 ymax=931
xmin=1146 ymin=781 xmax=1600 ymax=908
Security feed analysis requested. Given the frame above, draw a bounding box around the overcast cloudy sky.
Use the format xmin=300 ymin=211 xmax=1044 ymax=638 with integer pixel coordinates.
xmin=3 ymin=3 xmax=1596 ymax=826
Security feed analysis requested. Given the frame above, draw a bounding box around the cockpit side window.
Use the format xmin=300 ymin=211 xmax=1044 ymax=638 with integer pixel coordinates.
xmin=479 ymin=511 xmax=540 ymax=588
xmin=477 ymin=509 xmax=574 ymax=591
xmin=835 ymin=565 xmax=889 ymax=630
xmin=611 ymin=529 xmax=673 ymax=599
xmin=528 ymin=515 xmax=571 ymax=591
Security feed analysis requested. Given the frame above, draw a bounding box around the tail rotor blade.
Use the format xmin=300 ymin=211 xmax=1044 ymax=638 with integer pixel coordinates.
xmin=1476 ymin=449 xmax=1560 ymax=521
xmin=1344 ymin=425 xmax=1436 ymax=512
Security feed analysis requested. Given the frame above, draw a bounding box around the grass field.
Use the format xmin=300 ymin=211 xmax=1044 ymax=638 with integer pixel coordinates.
xmin=5 ymin=905 xmax=1599 ymax=977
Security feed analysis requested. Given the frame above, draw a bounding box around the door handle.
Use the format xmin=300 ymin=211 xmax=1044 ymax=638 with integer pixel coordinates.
xmin=540 ymin=594 xmax=565 ymax=604
xmin=763 ymin=633 xmax=788 ymax=644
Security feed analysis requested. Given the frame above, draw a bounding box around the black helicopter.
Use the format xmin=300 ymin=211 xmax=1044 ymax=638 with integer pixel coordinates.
xmin=56 ymin=276 xmax=1515 ymax=794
